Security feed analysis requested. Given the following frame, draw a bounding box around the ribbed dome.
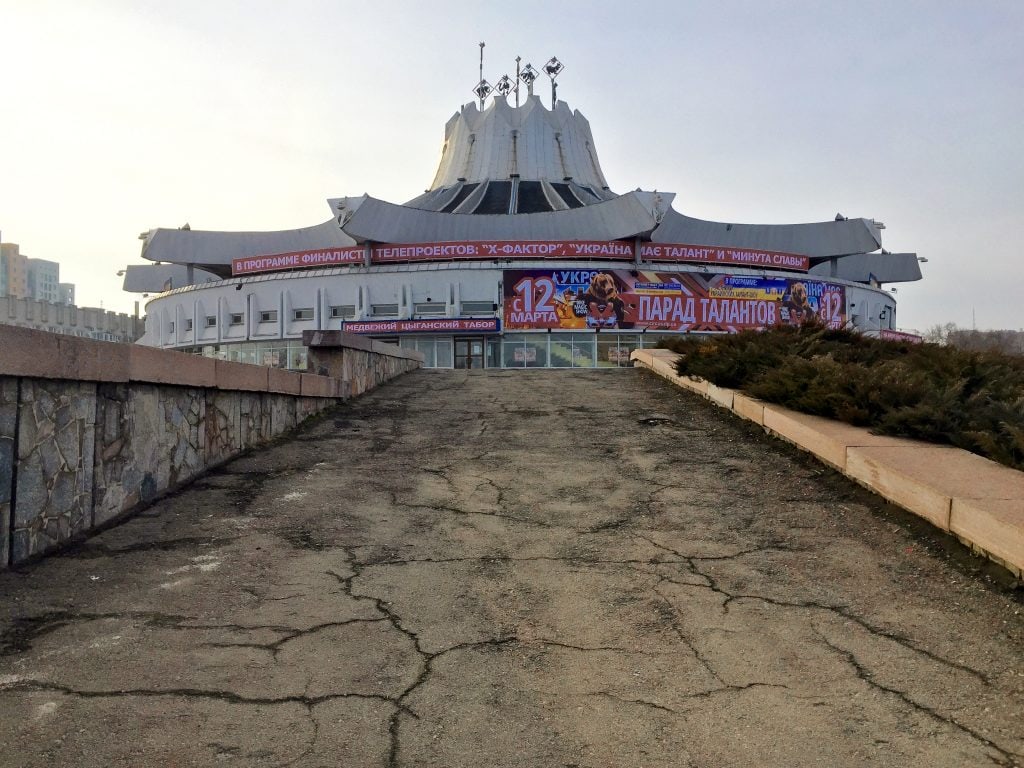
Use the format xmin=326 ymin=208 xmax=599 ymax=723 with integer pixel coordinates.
xmin=405 ymin=95 xmax=617 ymax=215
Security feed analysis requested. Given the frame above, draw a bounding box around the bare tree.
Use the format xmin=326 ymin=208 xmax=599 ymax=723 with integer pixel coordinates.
xmin=946 ymin=328 xmax=1024 ymax=356
xmin=922 ymin=322 xmax=958 ymax=345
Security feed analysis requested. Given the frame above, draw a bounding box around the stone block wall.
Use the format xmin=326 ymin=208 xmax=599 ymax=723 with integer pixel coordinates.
xmin=0 ymin=325 xmax=421 ymax=569
xmin=0 ymin=379 xmax=16 ymax=567
xmin=303 ymin=330 xmax=424 ymax=398
xmin=12 ymin=380 xmax=96 ymax=561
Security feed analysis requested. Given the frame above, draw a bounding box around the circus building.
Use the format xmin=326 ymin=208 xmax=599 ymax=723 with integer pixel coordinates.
xmin=121 ymin=57 xmax=923 ymax=370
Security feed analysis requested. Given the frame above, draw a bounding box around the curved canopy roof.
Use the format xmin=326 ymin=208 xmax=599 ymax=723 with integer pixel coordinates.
xmin=653 ymin=209 xmax=883 ymax=260
xmin=333 ymin=191 xmax=659 ymax=244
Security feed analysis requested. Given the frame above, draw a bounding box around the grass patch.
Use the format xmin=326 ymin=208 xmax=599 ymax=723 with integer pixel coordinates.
xmin=659 ymin=326 xmax=1024 ymax=471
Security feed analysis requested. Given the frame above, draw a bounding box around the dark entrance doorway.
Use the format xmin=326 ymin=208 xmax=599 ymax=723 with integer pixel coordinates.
xmin=454 ymin=337 xmax=485 ymax=369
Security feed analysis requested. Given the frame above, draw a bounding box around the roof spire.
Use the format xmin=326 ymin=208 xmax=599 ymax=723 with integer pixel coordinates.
xmin=515 ymin=56 xmax=521 ymax=107
xmin=544 ymin=56 xmax=564 ymax=109
xmin=472 ymin=42 xmax=492 ymax=108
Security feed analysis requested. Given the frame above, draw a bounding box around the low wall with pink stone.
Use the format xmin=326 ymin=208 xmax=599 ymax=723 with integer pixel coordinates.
xmin=0 ymin=326 xmax=420 ymax=569
xmin=631 ymin=348 xmax=1024 ymax=580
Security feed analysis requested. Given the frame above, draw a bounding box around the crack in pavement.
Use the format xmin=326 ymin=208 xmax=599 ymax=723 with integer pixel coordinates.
xmin=388 ymin=492 xmax=561 ymax=531
xmin=327 ymin=546 xmax=713 ymax=767
xmin=0 ymin=674 xmax=402 ymax=765
xmin=814 ymin=630 xmax=1022 ymax=767
xmin=1 ymin=610 xmax=390 ymax=659
xmin=0 ymin=678 xmax=399 ymax=710
xmin=649 ymin=581 xmax=727 ymax=686
xmin=1 ymin=611 xmax=196 ymax=656
xmin=590 ymin=681 xmax=791 ymax=715
xmin=629 ymin=532 xmax=993 ymax=686
xmin=355 ymin=555 xmax=686 ymax=568
xmin=200 ymin=618 xmax=391 ymax=659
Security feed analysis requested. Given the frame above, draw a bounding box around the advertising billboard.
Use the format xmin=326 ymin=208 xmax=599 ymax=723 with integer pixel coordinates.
xmin=503 ymin=269 xmax=845 ymax=332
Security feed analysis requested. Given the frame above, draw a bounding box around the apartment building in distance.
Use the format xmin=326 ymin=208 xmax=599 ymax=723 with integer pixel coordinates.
xmin=0 ymin=235 xmax=141 ymax=342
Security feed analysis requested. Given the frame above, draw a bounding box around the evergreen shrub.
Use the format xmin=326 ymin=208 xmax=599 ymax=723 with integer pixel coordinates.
xmin=659 ymin=326 xmax=1024 ymax=471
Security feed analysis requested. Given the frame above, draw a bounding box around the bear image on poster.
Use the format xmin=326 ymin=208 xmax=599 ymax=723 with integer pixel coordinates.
xmin=782 ymin=282 xmax=816 ymax=325
xmin=579 ymin=272 xmax=626 ymax=328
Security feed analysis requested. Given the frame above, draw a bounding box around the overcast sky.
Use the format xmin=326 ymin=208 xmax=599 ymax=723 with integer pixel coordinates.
xmin=2 ymin=0 xmax=1021 ymax=331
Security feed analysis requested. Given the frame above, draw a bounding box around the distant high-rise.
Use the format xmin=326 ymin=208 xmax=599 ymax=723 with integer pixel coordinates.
xmin=27 ymin=258 xmax=60 ymax=303
xmin=0 ymin=240 xmax=75 ymax=303
xmin=0 ymin=243 xmax=28 ymax=298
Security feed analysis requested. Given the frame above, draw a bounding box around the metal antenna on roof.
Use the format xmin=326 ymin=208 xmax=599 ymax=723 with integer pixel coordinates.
xmin=544 ymin=56 xmax=564 ymax=109
xmin=515 ymin=56 xmax=521 ymax=107
xmin=472 ymin=42 xmax=492 ymax=108
xmin=479 ymin=42 xmax=485 ymax=108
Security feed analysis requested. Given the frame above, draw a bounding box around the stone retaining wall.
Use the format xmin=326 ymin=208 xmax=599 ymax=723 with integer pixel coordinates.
xmin=0 ymin=326 xmax=422 ymax=569
xmin=303 ymin=330 xmax=425 ymax=397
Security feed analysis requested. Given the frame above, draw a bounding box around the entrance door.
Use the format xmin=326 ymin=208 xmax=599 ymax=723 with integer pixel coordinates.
xmin=454 ymin=337 xmax=485 ymax=369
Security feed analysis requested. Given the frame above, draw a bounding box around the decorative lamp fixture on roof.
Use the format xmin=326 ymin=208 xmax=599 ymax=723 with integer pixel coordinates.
xmin=472 ymin=79 xmax=493 ymax=106
xmin=519 ymin=63 xmax=539 ymax=96
xmin=494 ymin=75 xmax=515 ymax=98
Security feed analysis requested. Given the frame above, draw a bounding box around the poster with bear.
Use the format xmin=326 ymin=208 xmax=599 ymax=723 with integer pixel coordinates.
xmin=502 ymin=269 xmax=846 ymax=332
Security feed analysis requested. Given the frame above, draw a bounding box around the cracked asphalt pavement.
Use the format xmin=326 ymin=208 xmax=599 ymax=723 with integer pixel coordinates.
xmin=1 ymin=368 xmax=1023 ymax=767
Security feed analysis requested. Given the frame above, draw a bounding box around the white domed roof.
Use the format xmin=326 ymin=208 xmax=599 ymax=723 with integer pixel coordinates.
xmin=428 ymin=95 xmax=612 ymax=194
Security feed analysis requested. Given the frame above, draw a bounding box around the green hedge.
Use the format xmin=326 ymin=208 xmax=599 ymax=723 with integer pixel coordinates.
xmin=659 ymin=326 xmax=1024 ymax=471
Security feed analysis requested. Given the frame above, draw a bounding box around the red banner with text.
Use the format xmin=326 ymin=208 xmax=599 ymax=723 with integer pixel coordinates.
xmin=231 ymin=240 xmax=810 ymax=275
xmin=232 ymin=247 xmax=363 ymax=275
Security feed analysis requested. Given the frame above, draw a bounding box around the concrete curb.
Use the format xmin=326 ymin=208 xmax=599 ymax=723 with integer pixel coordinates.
xmin=631 ymin=349 xmax=1024 ymax=579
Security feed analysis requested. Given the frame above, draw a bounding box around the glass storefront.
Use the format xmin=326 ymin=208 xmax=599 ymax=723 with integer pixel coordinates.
xmin=186 ymin=331 xmax=683 ymax=371
xmin=198 ymin=340 xmax=308 ymax=370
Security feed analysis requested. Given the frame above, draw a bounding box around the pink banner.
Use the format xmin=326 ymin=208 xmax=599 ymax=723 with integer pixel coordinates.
xmin=880 ymin=329 xmax=923 ymax=343
xmin=371 ymin=240 xmax=634 ymax=263
xmin=232 ymin=240 xmax=810 ymax=275
xmin=640 ymin=243 xmax=808 ymax=271
xmin=343 ymin=318 xmax=500 ymax=334
xmin=232 ymin=247 xmax=364 ymax=275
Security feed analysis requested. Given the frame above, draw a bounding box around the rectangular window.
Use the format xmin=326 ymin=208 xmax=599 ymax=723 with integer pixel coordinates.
xmin=330 ymin=305 xmax=356 ymax=319
xmin=259 ymin=310 xmax=278 ymax=323
xmin=229 ymin=313 xmax=244 ymax=326
xmin=413 ymin=302 xmax=446 ymax=315
xmin=205 ymin=316 xmax=217 ymax=327
xmin=461 ymin=301 xmax=495 ymax=315
xmin=184 ymin=319 xmax=193 ymax=331
xmin=292 ymin=308 xmax=314 ymax=321
xmin=370 ymin=303 xmax=399 ymax=316
xmin=168 ymin=321 xmax=175 ymax=332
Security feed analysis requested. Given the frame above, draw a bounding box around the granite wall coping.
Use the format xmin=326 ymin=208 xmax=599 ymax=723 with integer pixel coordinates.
xmin=0 ymin=325 xmax=352 ymax=398
xmin=302 ymin=330 xmax=425 ymax=362
xmin=268 ymin=366 xmax=302 ymax=395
